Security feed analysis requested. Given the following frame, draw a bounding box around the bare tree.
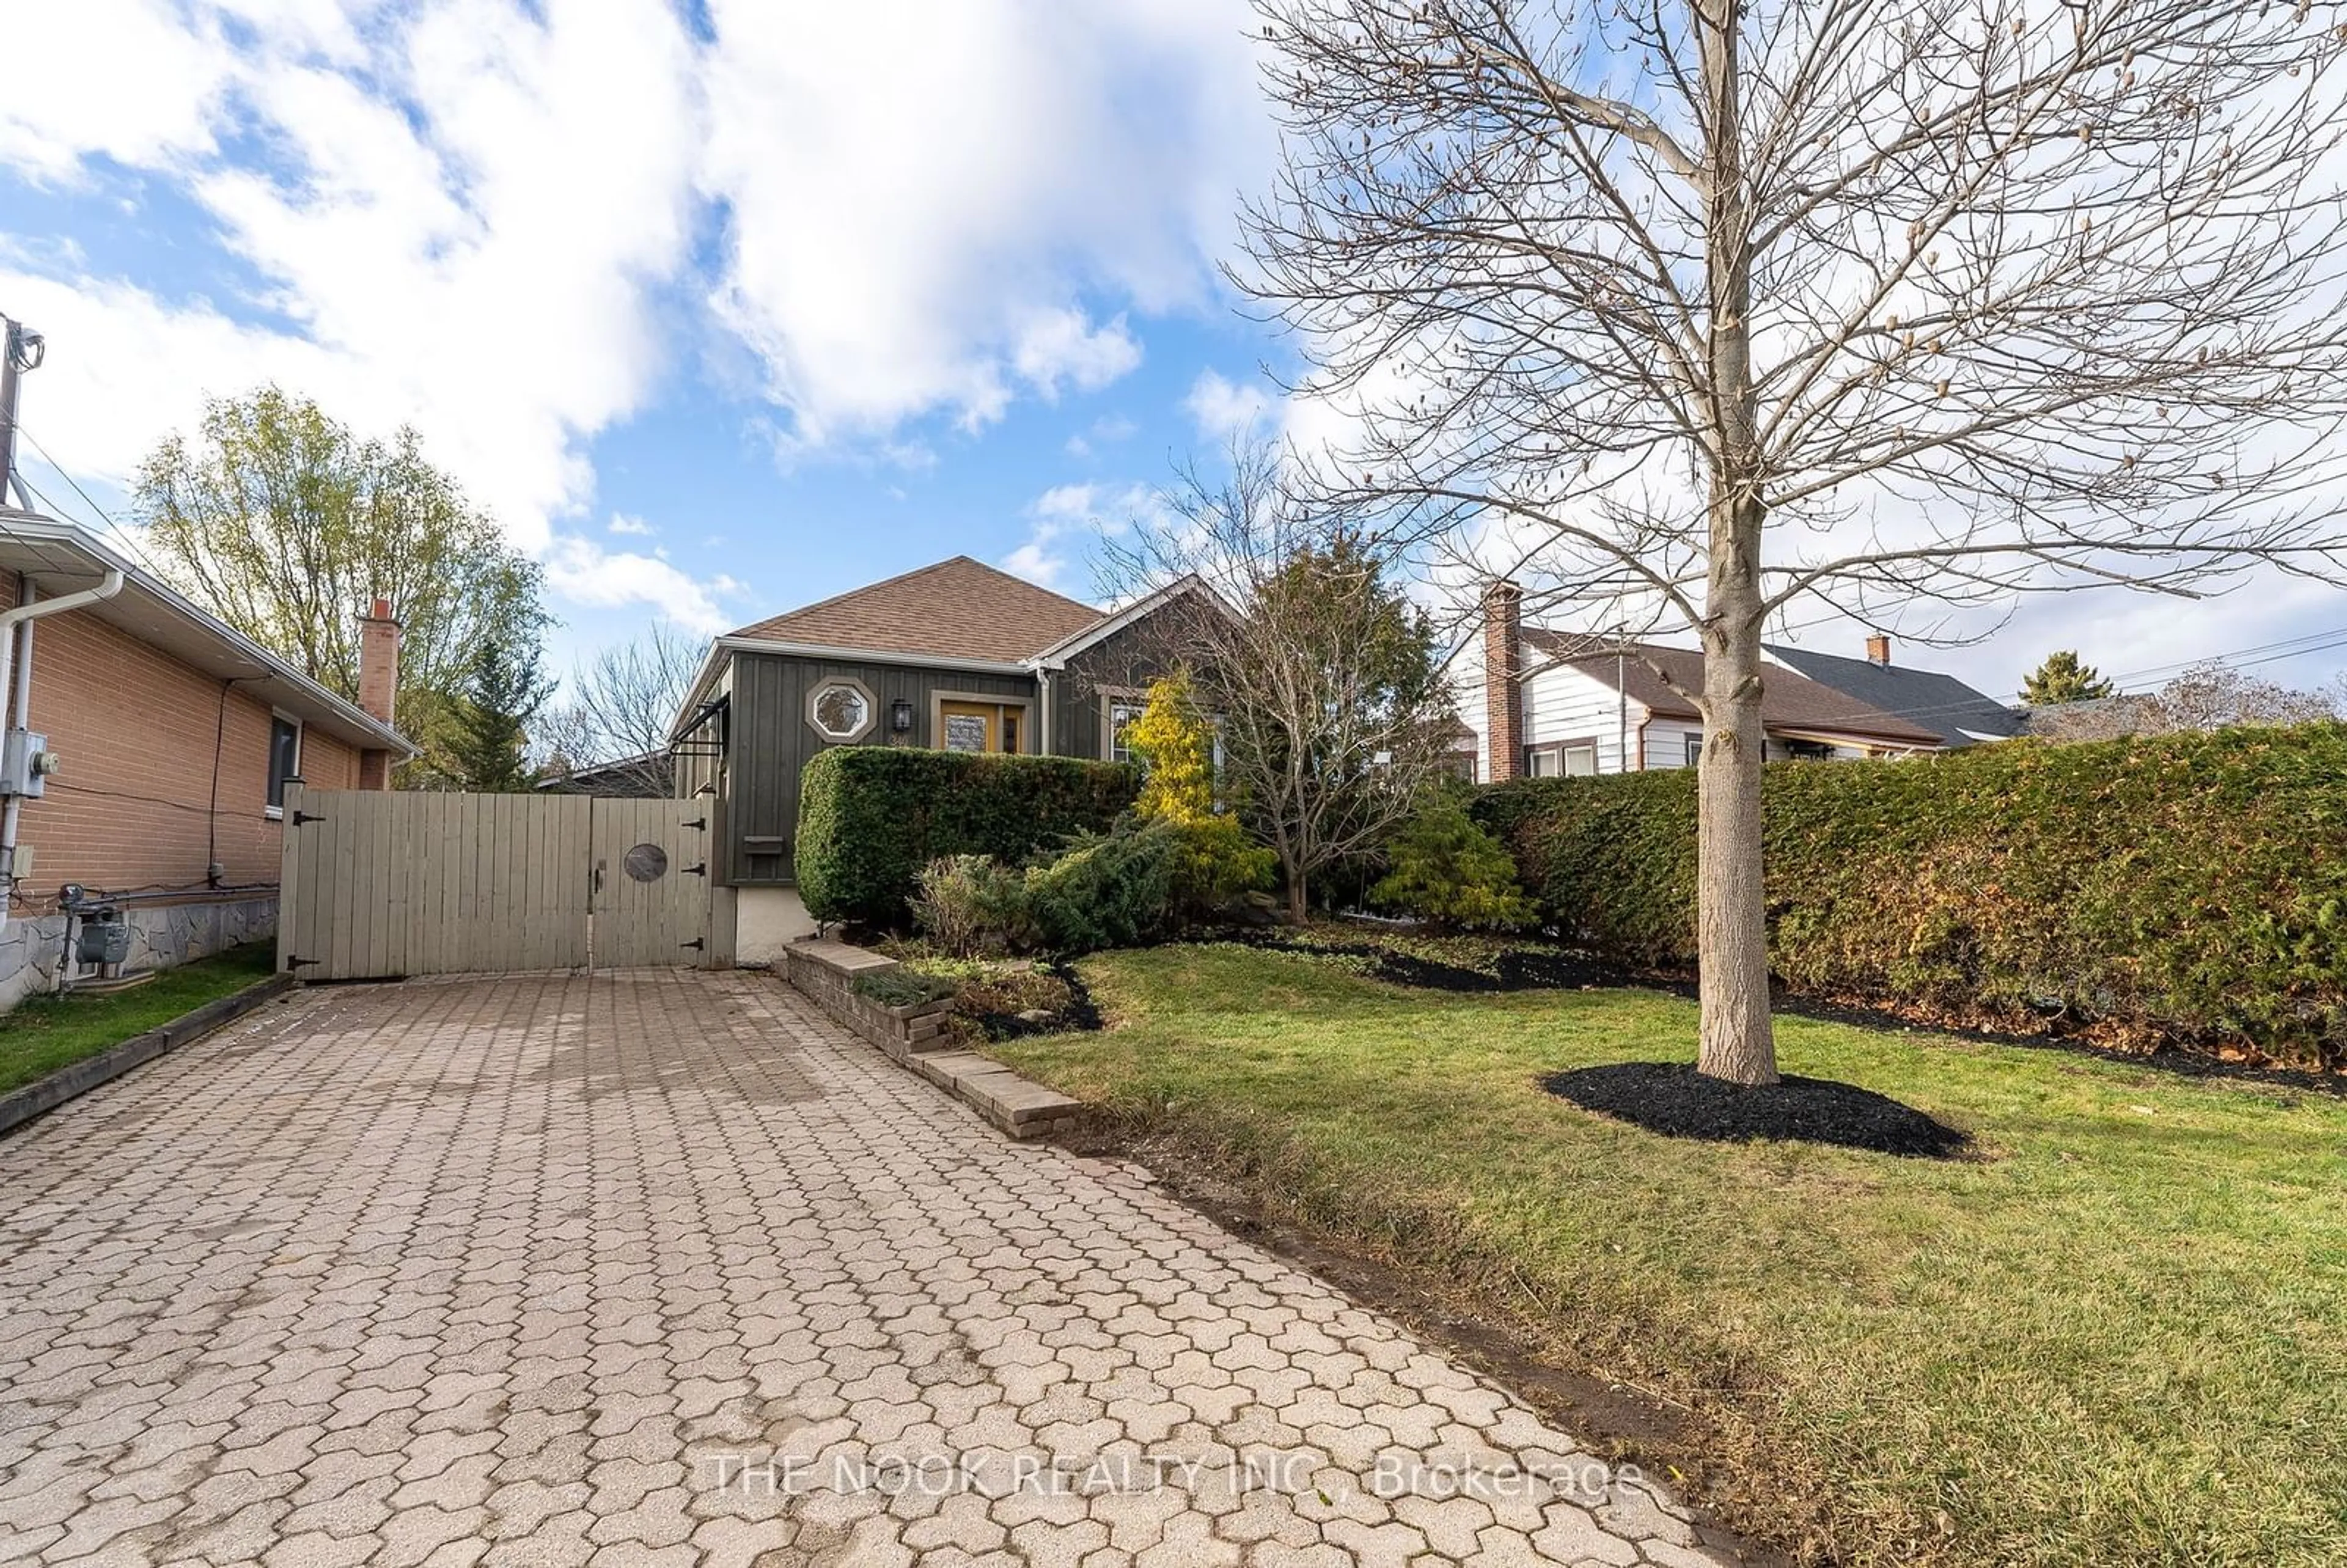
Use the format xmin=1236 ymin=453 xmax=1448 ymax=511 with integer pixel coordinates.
xmin=539 ymin=623 xmax=702 ymax=796
xmin=1117 ymin=444 xmax=1458 ymax=922
xmin=2031 ymin=659 xmax=2341 ymax=741
xmin=1243 ymin=0 xmax=2347 ymax=1083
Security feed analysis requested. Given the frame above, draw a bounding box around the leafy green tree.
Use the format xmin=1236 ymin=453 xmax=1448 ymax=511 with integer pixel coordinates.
xmin=2021 ymin=651 xmax=2117 ymax=707
xmin=446 ymin=633 xmax=553 ymax=793
xmin=1123 ymin=670 xmax=1275 ymax=915
xmin=1126 ymin=671 xmax=1219 ymax=823
xmin=134 ymin=386 xmax=547 ymax=783
xmin=1371 ymin=787 xmax=1537 ymax=930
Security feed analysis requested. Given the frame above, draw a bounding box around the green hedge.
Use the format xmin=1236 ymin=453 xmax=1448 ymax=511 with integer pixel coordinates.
xmin=1475 ymin=724 xmax=2347 ymax=1068
xmin=797 ymin=747 xmax=1140 ymax=928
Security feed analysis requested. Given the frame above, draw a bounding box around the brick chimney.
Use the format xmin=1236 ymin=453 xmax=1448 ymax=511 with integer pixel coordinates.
xmin=1865 ymin=633 xmax=1892 ymax=667
xmin=1483 ymin=579 xmax=1523 ymax=782
xmin=355 ymin=596 xmax=400 ymax=791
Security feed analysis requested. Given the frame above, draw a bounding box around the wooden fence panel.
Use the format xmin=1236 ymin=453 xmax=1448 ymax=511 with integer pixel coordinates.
xmin=278 ymin=789 xmax=619 ymax=980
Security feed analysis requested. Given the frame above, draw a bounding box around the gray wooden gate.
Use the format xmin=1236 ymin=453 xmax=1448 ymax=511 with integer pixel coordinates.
xmin=276 ymin=783 xmax=711 ymax=980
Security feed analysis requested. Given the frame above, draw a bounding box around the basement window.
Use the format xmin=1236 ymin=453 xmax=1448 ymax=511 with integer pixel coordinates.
xmin=266 ymin=715 xmax=302 ymax=816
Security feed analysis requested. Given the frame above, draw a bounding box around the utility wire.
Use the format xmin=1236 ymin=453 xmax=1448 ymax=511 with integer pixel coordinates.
xmin=0 ymin=471 xmax=121 ymax=586
xmin=9 ymin=423 xmax=170 ymax=581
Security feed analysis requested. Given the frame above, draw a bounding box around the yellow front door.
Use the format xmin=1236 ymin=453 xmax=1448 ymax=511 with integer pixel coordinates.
xmin=939 ymin=700 xmax=1023 ymax=754
xmin=940 ymin=701 xmax=998 ymax=753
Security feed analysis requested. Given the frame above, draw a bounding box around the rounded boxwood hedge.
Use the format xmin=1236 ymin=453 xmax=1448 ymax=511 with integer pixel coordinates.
xmin=1474 ymin=723 xmax=2347 ymax=1068
xmin=797 ymin=747 xmax=1140 ymax=928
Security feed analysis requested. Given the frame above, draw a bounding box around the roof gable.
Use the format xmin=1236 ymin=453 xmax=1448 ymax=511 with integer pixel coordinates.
xmin=725 ymin=556 xmax=1105 ymax=665
xmin=1521 ymin=630 xmax=1946 ymax=746
xmin=1030 ymin=574 xmax=1228 ymax=668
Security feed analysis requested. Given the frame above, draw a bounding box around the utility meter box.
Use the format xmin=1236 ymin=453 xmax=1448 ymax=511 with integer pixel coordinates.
xmin=77 ymin=916 xmax=131 ymax=967
xmin=0 ymin=730 xmax=54 ymax=797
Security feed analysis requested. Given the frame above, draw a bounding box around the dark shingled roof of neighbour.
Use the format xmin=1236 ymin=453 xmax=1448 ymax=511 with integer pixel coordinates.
xmin=1763 ymin=644 xmax=2026 ymax=747
xmin=1521 ymin=631 xmax=1948 ymax=746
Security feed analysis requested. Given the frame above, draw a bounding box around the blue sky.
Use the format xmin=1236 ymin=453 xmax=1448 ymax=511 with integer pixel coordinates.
xmin=0 ymin=0 xmax=1288 ymax=688
xmin=3 ymin=0 xmax=2343 ymax=706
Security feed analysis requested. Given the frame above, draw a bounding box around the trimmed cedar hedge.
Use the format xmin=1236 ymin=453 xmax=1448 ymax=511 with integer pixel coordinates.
xmin=1475 ymin=723 xmax=2347 ymax=1068
xmin=797 ymin=747 xmax=1140 ymax=928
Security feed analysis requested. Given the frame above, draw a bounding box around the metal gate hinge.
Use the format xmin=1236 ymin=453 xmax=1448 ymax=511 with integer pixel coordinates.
xmin=290 ymin=810 xmax=324 ymax=826
xmin=285 ymin=956 xmax=318 ymax=969
xmin=682 ymin=862 xmax=707 ymax=877
xmin=680 ymin=937 xmax=705 ymax=951
xmin=681 ymin=816 xmax=707 ymax=832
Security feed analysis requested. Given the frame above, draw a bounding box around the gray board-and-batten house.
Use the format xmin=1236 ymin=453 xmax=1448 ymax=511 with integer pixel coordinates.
xmin=669 ymin=555 xmax=1200 ymax=961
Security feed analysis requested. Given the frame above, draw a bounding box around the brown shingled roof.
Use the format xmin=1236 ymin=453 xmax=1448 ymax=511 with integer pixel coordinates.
xmin=725 ymin=556 xmax=1106 ymax=665
xmin=1521 ymin=630 xmax=1945 ymax=746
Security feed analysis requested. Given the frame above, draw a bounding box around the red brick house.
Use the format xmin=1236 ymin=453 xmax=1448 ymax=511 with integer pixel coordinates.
xmin=0 ymin=508 xmax=410 ymax=1007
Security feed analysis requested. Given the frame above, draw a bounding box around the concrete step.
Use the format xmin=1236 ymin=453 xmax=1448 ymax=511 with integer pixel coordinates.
xmin=910 ymin=1051 xmax=1086 ymax=1138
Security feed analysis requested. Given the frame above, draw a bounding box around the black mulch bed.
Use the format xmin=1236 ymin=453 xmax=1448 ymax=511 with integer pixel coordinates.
xmin=964 ymin=961 xmax=1104 ymax=1042
xmin=1545 ymin=1061 xmax=1973 ymax=1159
xmin=1210 ymin=928 xmax=1636 ymax=993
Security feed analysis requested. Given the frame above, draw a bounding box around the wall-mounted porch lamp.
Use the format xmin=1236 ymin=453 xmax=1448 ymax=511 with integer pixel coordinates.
xmin=889 ymin=698 xmax=915 ymax=735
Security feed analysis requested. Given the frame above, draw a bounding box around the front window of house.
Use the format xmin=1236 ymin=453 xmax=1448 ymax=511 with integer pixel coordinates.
xmin=1526 ymin=741 xmax=1598 ymax=777
xmin=1107 ymin=699 xmax=1145 ymax=764
xmin=266 ymin=716 xmax=301 ymax=814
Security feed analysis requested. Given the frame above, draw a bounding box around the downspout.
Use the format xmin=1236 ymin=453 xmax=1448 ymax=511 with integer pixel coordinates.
xmin=1615 ymin=643 xmax=1628 ymax=774
xmin=1037 ymin=667 xmax=1054 ymax=756
xmin=0 ymin=568 xmax=128 ymax=929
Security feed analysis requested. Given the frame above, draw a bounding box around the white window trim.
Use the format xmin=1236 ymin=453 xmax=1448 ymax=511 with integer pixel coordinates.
xmin=265 ymin=709 xmax=303 ymax=820
xmin=806 ymin=675 xmax=878 ymax=744
xmin=1098 ymin=686 xmax=1148 ymax=763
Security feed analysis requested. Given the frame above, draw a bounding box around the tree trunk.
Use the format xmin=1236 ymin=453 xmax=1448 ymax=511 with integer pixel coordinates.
xmin=1695 ymin=536 xmax=1777 ymax=1086
xmin=1284 ymin=867 xmax=1309 ymax=925
xmin=1693 ymin=0 xmax=1779 ymax=1086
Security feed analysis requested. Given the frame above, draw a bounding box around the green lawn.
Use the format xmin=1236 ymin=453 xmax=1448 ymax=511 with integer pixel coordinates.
xmin=0 ymin=941 xmax=277 ymax=1096
xmin=991 ymin=943 xmax=2347 ymax=1568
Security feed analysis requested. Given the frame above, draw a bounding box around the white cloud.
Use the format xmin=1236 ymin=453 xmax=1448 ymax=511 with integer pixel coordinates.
xmin=1065 ymin=412 xmax=1139 ymax=458
xmin=607 ymin=515 xmax=656 ymax=537
xmin=700 ymin=0 xmax=1266 ymax=445
xmin=0 ymin=1 xmax=237 ymax=183
xmin=1013 ymin=309 xmax=1144 ymax=400
xmin=1183 ymin=368 xmax=1272 ymax=441
xmin=1003 ymin=480 xmax=1160 ymax=592
xmin=1 ymin=0 xmax=700 ymax=557
xmin=543 ymin=533 xmax=741 ymax=636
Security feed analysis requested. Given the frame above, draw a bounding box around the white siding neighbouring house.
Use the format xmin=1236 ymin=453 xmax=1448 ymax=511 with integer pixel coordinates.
xmin=1463 ymin=581 xmax=1949 ymax=782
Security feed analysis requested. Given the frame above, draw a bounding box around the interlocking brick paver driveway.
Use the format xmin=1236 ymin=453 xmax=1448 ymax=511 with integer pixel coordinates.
xmin=0 ymin=971 xmax=1738 ymax=1567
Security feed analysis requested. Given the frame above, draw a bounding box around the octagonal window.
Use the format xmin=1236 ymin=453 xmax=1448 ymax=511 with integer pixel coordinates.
xmin=809 ymin=679 xmax=876 ymax=743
